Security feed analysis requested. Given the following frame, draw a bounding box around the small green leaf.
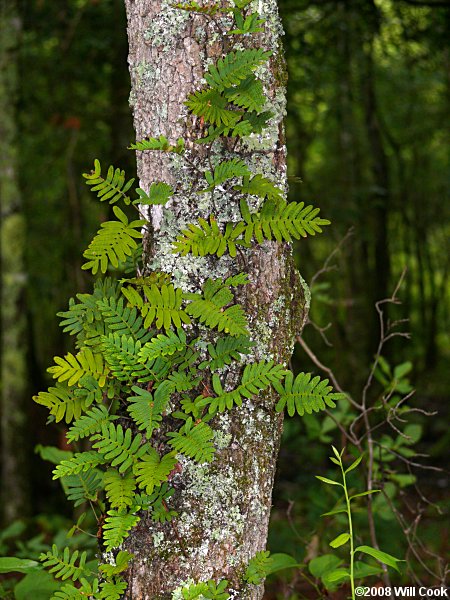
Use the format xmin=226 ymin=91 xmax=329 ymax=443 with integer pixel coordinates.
xmin=345 ymin=454 xmax=363 ymax=474
xmin=315 ymin=475 xmax=342 ymax=487
xmin=353 ymin=561 xmax=383 ymax=578
xmin=329 ymin=533 xmax=350 ymax=548
xmin=349 ymin=490 xmax=380 ymax=501
xmin=354 ymin=545 xmax=404 ymax=572
xmin=308 ymin=554 xmax=342 ymax=578
xmin=266 ymin=553 xmax=302 ymax=574
xmin=331 ymin=446 xmax=341 ymax=460
xmin=323 ymin=568 xmax=350 ymax=584
xmin=321 ymin=507 xmax=347 ymax=517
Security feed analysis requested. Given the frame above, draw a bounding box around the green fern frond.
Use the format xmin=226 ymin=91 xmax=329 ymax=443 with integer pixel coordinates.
xmin=197 ymin=361 xmax=287 ymax=413
xmin=180 ymin=579 xmax=229 ymax=600
xmin=101 ymin=333 xmax=158 ymax=383
xmin=241 ymin=198 xmax=331 ymax=244
xmin=99 ymin=550 xmax=134 ymax=577
xmin=66 ymin=405 xmax=116 ymax=443
xmin=47 ymin=348 xmax=108 ymax=388
xmin=103 ymin=510 xmax=140 ymax=552
xmin=97 ymin=296 xmax=152 ymax=342
xmin=167 ymin=370 xmax=201 ymax=392
xmin=63 ymin=470 xmax=103 ymax=507
xmin=234 ymin=174 xmax=284 ymax=201
xmin=40 ymin=545 xmax=91 ymax=582
xmin=99 ymin=579 xmax=128 ymax=600
xmin=133 ymin=448 xmax=177 ymax=494
xmin=186 ymin=88 xmax=242 ymax=127
xmin=138 ymin=329 xmax=187 ymax=361
xmin=173 ymin=217 xmax=247 ymax=258
xmin=144 ymin=483 xmax=178 ymax=522
xmin=167 ymin=418 xmax=215 ymax=463
xmin=104 ymin=469 xmax=136 ymax=511
xmin=185 ymin=277 xmax=248 ymax=336
xmin=273 ymin=372 xmax=345 ymax=416
xmin=129 ymin=135 xmax=184 ymax=154
xmin=202 ymin=158 xmax=250 ymax=192
xmin=199 ymin=335 xmax=253 ymax=370
xmin=122 ymin=282 xmax=191 ymax=330
xmin=51 ymin=577 xmax=99 ymax=599
xmin=127 ymin=382 xmax=171 ymax=437
xmin=33 ymin=384 xmax=88 ymax=424
xmin=134 ymin=182 xmax=173 ymax=206
xmin=82 ymin=206 xmax=145 ymax=275
xmin=92 ymin=424 xmax=149 ymax=473
xmin=204 ymin=49 xmax=272 ymax=91
xmin=244 ymin=550 xmax=272 ymax=585
xmin=229 ymin=9 xmax=265 ymax=34
xmin=53 ymin=451 xmax=106 ymax=479
xmin=83 ymin=159 xmax=134 ymax=205
xmin=224 ymin=76 xmax=265 ymax=112
xmin=172 ymin=1 xmax=222 ymax=16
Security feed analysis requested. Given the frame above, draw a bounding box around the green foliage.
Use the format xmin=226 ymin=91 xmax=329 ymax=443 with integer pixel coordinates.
xmin=39 ymin=545 xmax=90 ymax=582
xmin=102 ymin=510 xmax=140 ymax=552
xmin=83 ymin=159 xmax=135 ymax=206
xmin=134 ymin=182 xmax=173 ymax=206
xmin=185 ymin=276 xmax=249 ymax=336
xmin=173 ymin=217 xmax=247 ymax=258
xmin=130 ymin=135 xmax=184 ymax=154
xmin=121 ymin=281 xmax=191 ymax=330
xmin=99 ymin=551 xmax=134 ymax=577
xmin=199 ymin=335 xmax=253 ymax=370
xmin=47 ymin=349 xmax=108 ymax=388
xmin=139 ymin=329 xmax=187 ymax=361
xmin=66 ymin=405 xmax=116 ymax=443
xmin=204 ymin=49 xmax=272 ymax=91
xmin=133 ymin=448 xmax=177 ymax=494
xmin=186 ymin=89 xmax=242 ymax=127
xmin=234 ymin=174 xmax=284 ymax=201
xmin=171 ymin=1 xmax=222 ymax=16
xmin=244 ymin=550 xmax=272 ymax=585
xmin=104 ymin=469 xmax=136 ymax=511
xmin=127 ymin=382 xmax=171 ymax=437
xmin=82 ymin=206 xmax=145 ymax=275
xmin=202 ymin=158 xmax=250 ymax=192
xmin=229 ymin=9 xmax=265 ymax=35
xmin=179 ymin=579 xmax=229 ymax=600
xmin=274 ymin=372 xmax=345 ymax=417
xmin=92 ymin=424 xmax=148 ymax=473
xmin=167 ymin=418 xmax=215 ymax=463
xmin=33 ymin=384 xmax=88 ymax=424
xmin=198 ymin=361 xmax=287 ymax=413
xmin=63 ymin=470 xmax=103 ymax=507
xmin=97 ymin=295 xmax=153 ymax=342
xmin=53 ymin=452 xmax=106 ymax=479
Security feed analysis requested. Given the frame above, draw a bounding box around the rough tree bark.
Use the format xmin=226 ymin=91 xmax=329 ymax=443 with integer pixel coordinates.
xmin=122 ymin=1 xmax=308 ymax=597
xmin=0 ymin=0 xmax=30 ymax=523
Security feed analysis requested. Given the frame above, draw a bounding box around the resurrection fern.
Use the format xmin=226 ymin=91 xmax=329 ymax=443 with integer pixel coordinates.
xmin=133 ymin=448 xmax=177 ymax=495
xmin=83 ymin=159 xmax=135 ymax=205
xmin=274 ymin=372 xmax=345 ymax=416
xmin=127 ymin=382 xmax=171 ymax=437
xmin=103 ymin=510 xmax=140 ymax=552
xmin=30 ymin=4 xmax=337 ymax=598
xmin=167 ymin=418 xmax=215 ymax=463
xmin=197 ymin=361 xmax=287 ymax=413
xmin=104 ymin=469 xmax=136 ymax=511
xmin=92 ymin=424 xmax=148 ymax=473
xmin=40 ymin=545 xmax=91 ymax=582
xmin=82 ymin=206 xmax=145 ymax=275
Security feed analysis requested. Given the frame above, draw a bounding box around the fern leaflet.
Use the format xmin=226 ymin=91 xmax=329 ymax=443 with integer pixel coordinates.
xmin=204 ymin=49 xmax=272 ymax=91
xmin=134 ymin=182 xmax=173 ymax=206
xmin=40 ymin=545 xmax=91 ymax=582
xmin=82 ymin=206 xmax=145 ymax=275
xmin=234 ymin=173 xmax=284 ymax=201
xmin=97 ymin=295 xmax=152 ymax=342
xmin=138 ymin=329 xmax=187 ymax=361
xmin=66 ymin=405 xmax=116 ymax=443
xmin=224 ymin=76 xmax=265 ymax=112
xmin=34 ymin=384 xmax=88 ymax=424
xmin=53 ymin=452 xmax=106 ymax=479
xmin=47 ymin=348 xmax=108 ymax=388
xmin=167 ymin=418 xmax=215 ymax=463
xmin=202 ymin=158 xmax=250 ymax=192
xmin=83 ymin=159 xmax=134 ymax=205
xmin=197 ymin=361 xmax=287 ymax=413
xmin=199 ymin=335 xmax=253 ymax=370
xmin=173 ymin=217 xmax=247 ymax=258
xmin=133 ymin=448 xmax=177 ymax=494
xmin=273 ymin=372 xmax=345 ymax=416
xmin=186 ymin=88 xmax=242 ymax=127
xmin=104 ymin=469 xmax=136 ymax=511
xmin=92 ymin=424 xmax=149 ymax=473
xmin=129 ymin=135 xmax=184 ymax=154
xmin=244 ymin=550 xmax=273 ymax=584
xmin=63 ymin=470 xmax=103 ymax=507
xmin=99 ymin=550 xmax=134 ymax=577
xmin=103 ymin=510 xmax=140 ymax=552
xmin=127 ymin=382 xmax=171 ymax=437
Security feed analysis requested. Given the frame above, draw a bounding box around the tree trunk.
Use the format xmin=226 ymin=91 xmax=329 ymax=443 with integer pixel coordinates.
xmin=0 ymin=0 xmax=30 ymax=523
xmin=123 ymin=1 xmax=308 ymax=597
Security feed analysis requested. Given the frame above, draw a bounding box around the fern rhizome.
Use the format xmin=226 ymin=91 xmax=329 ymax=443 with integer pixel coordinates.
xmin=33 ymin=1 xmax=342 ymax=598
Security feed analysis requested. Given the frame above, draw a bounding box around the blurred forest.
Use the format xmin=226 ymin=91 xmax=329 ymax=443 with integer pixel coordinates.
xmin=0 ymin=0 xmax=449 ymax=597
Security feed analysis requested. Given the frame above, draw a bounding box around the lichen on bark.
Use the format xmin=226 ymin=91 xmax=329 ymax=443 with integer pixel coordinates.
xmin=122 ymin=0 xmax=307 ymax=597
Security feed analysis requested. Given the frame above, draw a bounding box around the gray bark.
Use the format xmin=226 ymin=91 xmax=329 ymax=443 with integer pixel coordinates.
xmin=123 ymin=1 xmax=308 ymax=597
xmin=0 ymin=0 xmax=30 ymax=523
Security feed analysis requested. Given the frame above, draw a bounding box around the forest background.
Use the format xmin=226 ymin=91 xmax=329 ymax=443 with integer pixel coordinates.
xmin=0 ymin=0 xmax=449 ymax=597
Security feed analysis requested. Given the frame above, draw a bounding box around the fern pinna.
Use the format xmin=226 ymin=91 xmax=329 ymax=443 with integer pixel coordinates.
xmin=30 ymin=1 xmax=343 ymax=598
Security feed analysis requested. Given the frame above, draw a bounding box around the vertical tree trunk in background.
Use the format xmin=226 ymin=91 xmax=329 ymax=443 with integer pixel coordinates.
xmin=123 ymin=1 xmax=308 ymax=597
xmin=0 ymin=0 xmax=30 ymax=523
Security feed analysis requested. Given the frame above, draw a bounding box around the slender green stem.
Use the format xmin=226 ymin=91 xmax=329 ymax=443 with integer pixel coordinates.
xmin=340 ymin=458 xmax=355 ymax=600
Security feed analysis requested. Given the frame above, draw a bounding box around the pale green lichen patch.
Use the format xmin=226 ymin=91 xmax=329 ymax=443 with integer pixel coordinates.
xmin=144 ymin=0 xmax=190 ymax=52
